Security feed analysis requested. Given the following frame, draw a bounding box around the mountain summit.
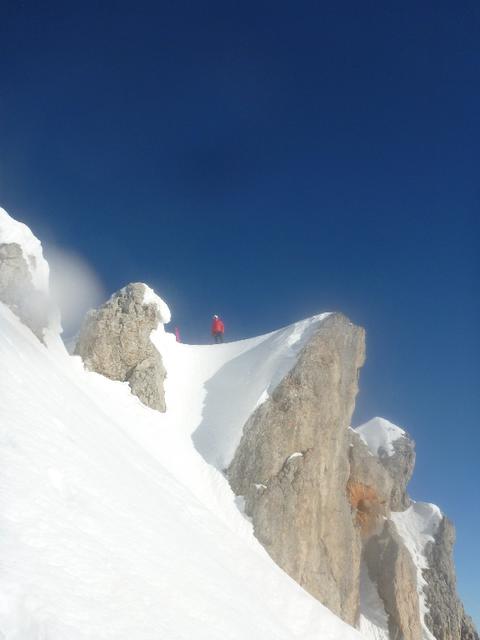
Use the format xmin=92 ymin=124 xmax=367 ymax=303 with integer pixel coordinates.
xmin=0 ymin=207 xmax=477 ymax=640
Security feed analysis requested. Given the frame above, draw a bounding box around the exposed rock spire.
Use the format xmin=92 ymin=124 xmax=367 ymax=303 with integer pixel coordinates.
xmin=75 ymin=283 xmax=168 ymax=411
xmin=228 ymin=312 xmax=366 ymax=625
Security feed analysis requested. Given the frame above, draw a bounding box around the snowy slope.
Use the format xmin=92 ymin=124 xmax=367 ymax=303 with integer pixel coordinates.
xmin=0 ymin=300 xmax=363 ymax=640
xmin=358 ymin=562 xmax=390 ymax=640
xmin=151 ymin=313 xmax=330 ymax=469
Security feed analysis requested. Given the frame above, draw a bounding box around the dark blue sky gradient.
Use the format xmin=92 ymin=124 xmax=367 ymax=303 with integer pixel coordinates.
xmin=1 ymin=0 xmax=479 ymax=623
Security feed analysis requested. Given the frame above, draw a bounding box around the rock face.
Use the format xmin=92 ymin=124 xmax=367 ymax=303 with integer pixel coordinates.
xmin=364 ymin=521 xmax=422 ymax=640
xmin=347 ymin=430 xmax=393 ymax=535
xmin=0 ymin=242 xmax=49 ymax=340
xmin=72 ymin=287 xmax=477 ymax=640
xmin=424 ymin=516 xmax=479 ymax=640
xmin=348 ymin=430 xmax=424 ymax=640
xmin=354 ymin=417 xmax=416 ymax=512
xmin=75 ymin=283 xmax=167 ymax=411
xmin=228 ymin=313 xmax=366 ymax=625
xmin=379 ymin=435 xmax=416 ymax=511
xmin=227 ymin=316 xmax=478 ymax=640
xmin=352 ymin=419 xmax=478 ymax=640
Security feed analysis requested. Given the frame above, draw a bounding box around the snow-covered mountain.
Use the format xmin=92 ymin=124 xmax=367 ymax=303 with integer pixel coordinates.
xmin=0 ymin=207 xmax=477 ymax=640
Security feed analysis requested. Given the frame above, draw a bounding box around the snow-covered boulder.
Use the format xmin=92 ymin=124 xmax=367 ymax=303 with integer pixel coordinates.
xmin=74 ymin=283 xmax=169 ymax=411
xmin=0 ymin=207 xmax=54 ymax=340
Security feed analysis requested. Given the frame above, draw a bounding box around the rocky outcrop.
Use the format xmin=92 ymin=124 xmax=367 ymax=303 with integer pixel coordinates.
xmin=349 ymin=431 xmax=426 ymax=639
xmin=350 ymin=423 xmax=478 ymax=640
xmin=75 ymin=283 xmax=167 ymax=411
xmin=380 ymin=435 xmax=416 ymax=511
xmin=225 ymin=313 xmax=478 ymax=639
xmin=354 ymin=418 xmax=416 ymax=512
xmin=227 ymin=313 xmax=366 ymax=625
xmin=364 ymin=520 xmax=422 ymax=640
xmin=424 ymin=516 xmax=479 ymax=640
xmin=0 ymin=242 xmax=49 ymax=340
xmin=347 ymin=431 xmax=393 ymax=535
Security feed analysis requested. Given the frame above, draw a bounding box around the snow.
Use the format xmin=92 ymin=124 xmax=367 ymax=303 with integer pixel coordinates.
xmin=391 ymin=503 xmax=443 ymax=640
xmin=354 ymin=417 xmax=406 ymax=457
xmin=0 ymin=207 xmax=63 ymax=342
xmin=358 ymin=562 xmax=390 ymax=640
xmin=255 ymin=389 xmax=270 ymax=407
xmin=0 ymin=301 xmax=363 ymax=640
xmin=354 ymin=417 xmax=442 ymax=640
xmin=0 ymin=207 xmax=50 ymax=293
xmin=151 ymin=313 xmax=330 ymax=470
xmin=142 ymin=284 xmax=171 ymax=324
xmin=359 ymin=502 xmax=443 ymax=640
xmin=287 ymin=452 xmax=304 ymax=461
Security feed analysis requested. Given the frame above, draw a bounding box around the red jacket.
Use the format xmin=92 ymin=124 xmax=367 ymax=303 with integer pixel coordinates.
xmin=211 ymin=318 xmax=225 ymax=334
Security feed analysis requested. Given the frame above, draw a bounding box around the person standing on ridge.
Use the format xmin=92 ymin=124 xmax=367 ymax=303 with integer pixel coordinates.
xmin=211 ymin=314 xmax=225 ymax=343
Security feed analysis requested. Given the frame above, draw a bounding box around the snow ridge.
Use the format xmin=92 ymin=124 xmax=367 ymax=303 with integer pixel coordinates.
xmin=0 ymin=299 xmax=361 ymax=640
xmin=151 ymin=313 xmax=331 ymax=470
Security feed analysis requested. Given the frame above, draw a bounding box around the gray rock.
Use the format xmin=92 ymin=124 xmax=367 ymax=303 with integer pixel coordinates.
xmin=380 ymin=433 xmax=416 ymax=511
xmin=75 ymin=283 xmax=166 ymax=412
xmin=347 ymin=430 xmax=393 ymax=535
xmin=225 ymin=311 xmax=475 ymax=638
xmin=0 ymin=242 xmax=49 ymax=340
xmin=354 ymin=419 xmax=416 ymax=512
xmin=364 ymin=520 xmax=422 ymax=640
xmin=227 ymin=313 xmax=366 ymax=625
xmin=424 ymin=516 xmax=479 ymax=640
xmin=349 ymin=431 xmax=424 ymax=639
xmin=126 ymin=355 xmax=166 ymax=411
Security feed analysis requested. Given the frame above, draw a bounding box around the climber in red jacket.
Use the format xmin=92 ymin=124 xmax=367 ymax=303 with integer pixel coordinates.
xmin=211 ymin=315 xmax=225 ymax=343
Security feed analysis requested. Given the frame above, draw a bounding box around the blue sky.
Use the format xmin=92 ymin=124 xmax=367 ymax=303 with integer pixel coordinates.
xmin=1 ymin=0 xmax=479 ymax=624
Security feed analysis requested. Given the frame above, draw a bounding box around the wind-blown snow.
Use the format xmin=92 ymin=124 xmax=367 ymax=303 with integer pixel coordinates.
xmin=391 ymin=503 xmax=442 ymax=640
xmin=0 ymin=207 xmax=50 ymax=293
xmin=0 ymin=301 xmax=362 ymax=639
xmin=354 ymin=417 xmax=406 ymax=457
